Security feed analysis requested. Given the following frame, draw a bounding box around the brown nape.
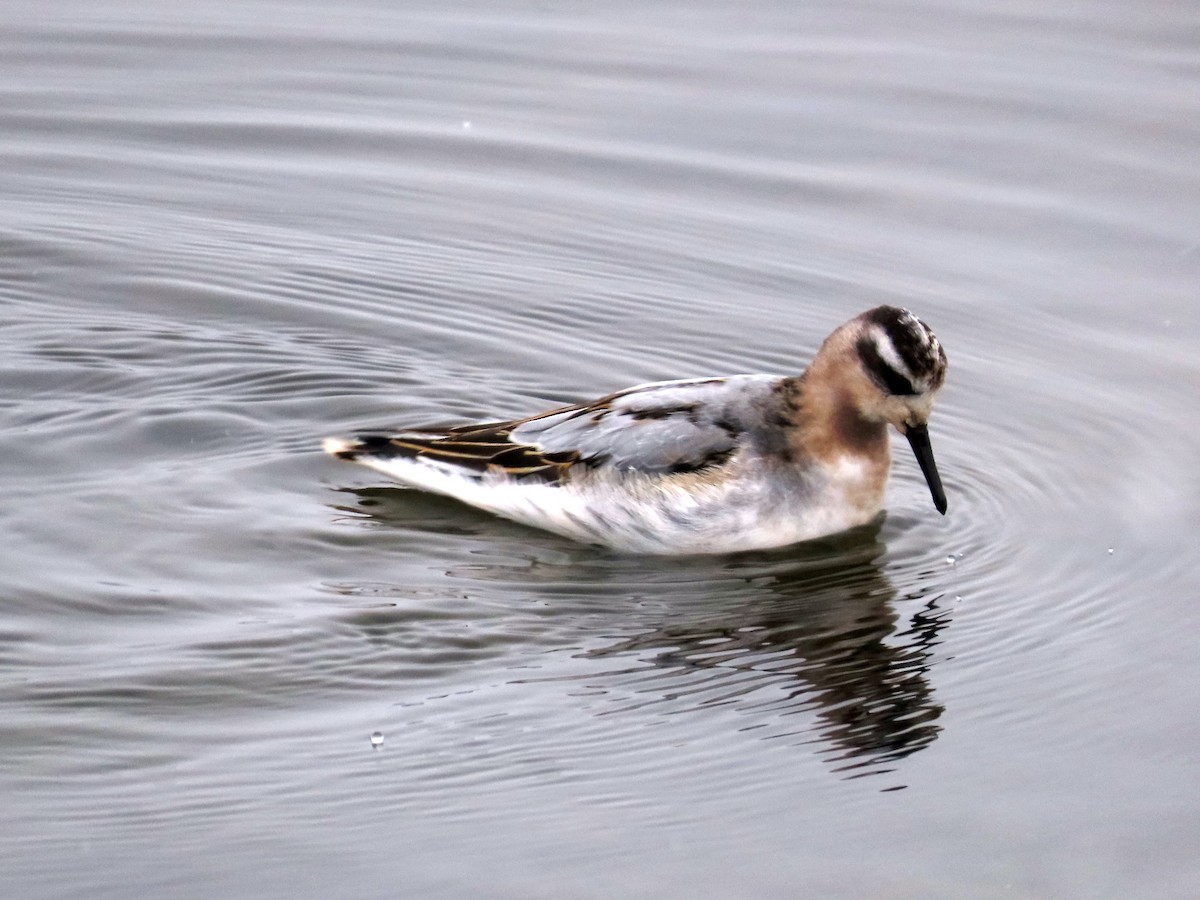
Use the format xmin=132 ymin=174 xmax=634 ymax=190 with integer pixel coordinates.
xmin=832 ymin=399 xmax=887 ymax=454
xmin=784 ymin=328 xmax=889 ymax=466
xmin=788 ymin=384 xmax=888 ymax=465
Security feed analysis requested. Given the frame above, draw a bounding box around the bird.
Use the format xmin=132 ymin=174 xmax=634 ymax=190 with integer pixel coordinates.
xmin=324 ymin=305 xmax=948 ymax=555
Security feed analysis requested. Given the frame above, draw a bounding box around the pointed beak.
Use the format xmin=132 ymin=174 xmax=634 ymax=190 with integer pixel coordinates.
xmin=904 ymin=423 xmax=947 ymax=515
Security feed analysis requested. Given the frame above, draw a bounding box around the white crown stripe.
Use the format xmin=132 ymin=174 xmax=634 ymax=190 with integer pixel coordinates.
xmin=871 ymin=327 xmax=915 ymax=381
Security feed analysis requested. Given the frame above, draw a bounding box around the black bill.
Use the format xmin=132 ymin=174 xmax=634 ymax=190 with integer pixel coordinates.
xmin=905 ymin=423 xmax=948 ymax=515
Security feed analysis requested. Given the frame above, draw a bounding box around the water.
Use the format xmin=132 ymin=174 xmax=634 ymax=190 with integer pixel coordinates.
xmin=3 ymin=1 xmax=1199 ymax=897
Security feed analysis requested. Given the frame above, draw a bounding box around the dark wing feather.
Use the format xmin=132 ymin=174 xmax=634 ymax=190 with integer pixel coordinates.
xmin=341 ymin=375 xmax=785 ymax=482
xmin=344 ymin=427 xmax=578 ymax=482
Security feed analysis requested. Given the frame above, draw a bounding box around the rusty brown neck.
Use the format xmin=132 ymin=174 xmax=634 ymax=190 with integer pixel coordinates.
xmin=783 ymin=357 xmax=889 ymax=468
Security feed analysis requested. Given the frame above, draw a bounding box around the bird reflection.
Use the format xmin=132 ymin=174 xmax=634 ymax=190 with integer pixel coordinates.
xmin=581 ymin=529 xmax=950 ymax=778
xmin=328 ymin=486 xmax=951 ymax=779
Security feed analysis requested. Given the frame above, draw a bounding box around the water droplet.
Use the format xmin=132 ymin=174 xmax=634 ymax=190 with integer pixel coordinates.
xmin=370 ymin=732 xmax=384 ymax=749
xmin=462 ymin=120 xmax=472 ymax=130
xmin=1107 ymin=547 xmax=1114 ymax=555
xmin=945 ymin=555 xmax=957 ymax=567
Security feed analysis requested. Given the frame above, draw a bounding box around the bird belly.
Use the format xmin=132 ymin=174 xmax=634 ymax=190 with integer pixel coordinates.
xmin=345 ymin=452 xmax=884 ymax=555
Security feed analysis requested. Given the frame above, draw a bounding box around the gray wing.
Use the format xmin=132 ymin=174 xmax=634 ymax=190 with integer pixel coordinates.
xmin=331 ymin=375 xmax=792 ymax=482
xmin=507 ymin=374 xmax=787 ymax=475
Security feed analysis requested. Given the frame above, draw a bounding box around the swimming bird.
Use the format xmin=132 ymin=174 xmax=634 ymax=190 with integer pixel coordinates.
xmin=324 ymin=305 xmax=948 ymax=554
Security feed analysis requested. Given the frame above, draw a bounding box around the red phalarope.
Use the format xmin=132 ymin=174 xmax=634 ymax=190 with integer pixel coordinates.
xmin=324 ymin=305 xmax=948 ymax=554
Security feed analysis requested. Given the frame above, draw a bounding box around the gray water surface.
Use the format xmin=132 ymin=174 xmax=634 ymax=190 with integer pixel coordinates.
xmin=3 ymin=1 xmax=1200 ymax=898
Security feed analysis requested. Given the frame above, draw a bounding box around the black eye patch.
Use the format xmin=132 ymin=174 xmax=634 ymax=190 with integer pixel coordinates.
xmin=856 ymin=336 xmax=918 ymax=396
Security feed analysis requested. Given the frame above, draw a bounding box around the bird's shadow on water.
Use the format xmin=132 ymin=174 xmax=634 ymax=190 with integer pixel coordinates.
xmin=576 ymin=534 xmax=951 ymax=780
xmin=329 ymin=486 xmax=952 ymax=780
